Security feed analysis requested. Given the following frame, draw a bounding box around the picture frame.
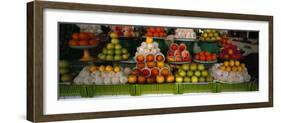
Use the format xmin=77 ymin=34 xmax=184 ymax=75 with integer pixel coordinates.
xmin=27 ymin=1 xmax=273 ymax=122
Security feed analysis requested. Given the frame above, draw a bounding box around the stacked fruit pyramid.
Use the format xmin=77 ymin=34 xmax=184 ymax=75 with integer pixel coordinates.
xmin=127 ymin=37 xmax=174 ymax=84
xmin=97 ymin=32 xmax=130 ymax=61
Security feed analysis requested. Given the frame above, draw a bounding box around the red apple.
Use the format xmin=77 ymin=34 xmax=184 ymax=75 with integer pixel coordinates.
xmin=132 ymin=68 xmax=140 ymax=75
xmin=137 ymin=76 xmax=146 ymax=84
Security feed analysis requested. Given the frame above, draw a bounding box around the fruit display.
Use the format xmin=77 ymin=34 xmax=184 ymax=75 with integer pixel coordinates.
xmin=74 ymin=65 xmax=131 ymax=85
xmin=200 ymin=29 xmax=221 ymax=41
xmin=210 ymin=60 xmax=251 ymax=83
xmin=110 ymin=25 xmax=139 ymax=37
xmin=97 ymin=32 xmax=130 ymax=61
xmin=194 ymin=51 xmax=217 ymax=62
xmin=129 ymin=37 xmax=173 ymax=84
xmin=145 ymin=27 xmax=167 ymax=37
xmin=219 ymin=43 xmax=242 ymax=60
xmin=166 ymin=43 xmax=192 ymax=63
xmin=175 ymin=63 xmax=213 ymax=83
xmin=59 ymin=60 xmax=73 ymax=82
xmin=174 ymin=29 xmax=197 ymax=39
xmin=69 ymin=32 xmax=100 ymax=46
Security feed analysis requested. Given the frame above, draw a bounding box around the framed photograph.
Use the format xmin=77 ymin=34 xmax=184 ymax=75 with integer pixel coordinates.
xmin=27 ymin=1 xmax=273 ymax=122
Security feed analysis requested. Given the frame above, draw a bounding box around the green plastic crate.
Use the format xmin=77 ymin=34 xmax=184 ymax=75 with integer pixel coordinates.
xmin=135 ymin=84 xmax=179 ymax=96
xmin=198 ymin=41 xmax=219 ymax=54
xmin=216 ymin=82 xmax=253 ymax=92
xmin=59 ymin=85 xmax=88 ymax=97
xmin=86 ymin=84 xmax=136 ymax=97
xmin=178 ymin=82 xmax=216 ymax=94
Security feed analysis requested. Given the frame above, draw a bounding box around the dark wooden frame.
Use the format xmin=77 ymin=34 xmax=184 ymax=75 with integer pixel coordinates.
xmin=27 ymin=1 xmax=273 ymax=122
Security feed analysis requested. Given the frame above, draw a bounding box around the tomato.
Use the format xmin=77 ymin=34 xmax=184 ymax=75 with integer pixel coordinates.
xmin=79 ymin=40 xmax=88 ymax=46
xmin=69 ymin=40 xmax=78 ymax=46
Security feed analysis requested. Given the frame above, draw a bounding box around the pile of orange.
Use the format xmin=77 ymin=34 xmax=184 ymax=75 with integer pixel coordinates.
xmin=69 ymin=32 xmax=99 ymax=46
xmin=146 ymin=27 xmax=167 ymax=37
xmin=194 ymin=51 xmax=217 ymax=61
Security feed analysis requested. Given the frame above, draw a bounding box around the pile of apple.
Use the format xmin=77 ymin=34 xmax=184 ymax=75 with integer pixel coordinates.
xmin=166 ymin=43 xmax=192 ymax=62
xmin=69 ymin=32 xmax=100 ymax=46
xmin=145 ymin=27 xmax=167 ymax=37
xmin=194 ymin=51 xmax=217 ymax=61
xmin=200 ymin=29 xmax=221 ymax=41
xmin=74 ymin=65 xmax=132 ymax=85
xmin=175 ymin=63 xmax=213 ymax=83
xmin=97 ymin=32 xmax=130 ymax=61
xmin=128 ymin=53 xmax=174 ymax=84
xmin=110 ymin=25 xmax=138 ymax=37
xmin=219 ymin=44 xmax=242 ymax=60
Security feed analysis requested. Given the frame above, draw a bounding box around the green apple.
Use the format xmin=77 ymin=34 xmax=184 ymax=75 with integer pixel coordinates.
xmin=115 ymin=49 xmax=122 ymax=55
xmin=122 ymin=54 xmax=129 ymax=60
xmin=121 ymin=48 xmax=128 ymax=54
xmin=107 ymin=49 xmax=114 ymax=55
xmin=111 ymin=38 xmax=119 ymax=44
xmin=191 ymin=76 xmax=198 ymax=83
xmin=199 ymin=77 xmax=205 ymax=82
xmin=201 ymin=70 xmax=208 ymax=77
xmin=114 ymin=55 xmax=122 ymax=61
xmin=110 ymin=32 xmax=118 ymax=38
xmin=187 ymin=71 xmax=193 ymax=76
xmin=190 ymin=63 xmax=197 ymax=71
xmin=59 ymin=68 xmax=69 ymax=75
xmin=178 ymin=70 xmax=186 ymax=77
xmin=59 ymin=60 xmax=69 ymax=68
xmin=115 ymin=44 xmax=122 ymax=50
xmin=183 ymin=77 xmax=191 ymax=83
xmin=206 ymin=75 xmax=213 ymax=82
xmin=106 ymin=43 xmax=115 ymax=49
xmin=181 ymin=64 xmax=190 ymax=71
xmin=175 ymin=76 xmax=183 ymax=83
xmin=61 ymin=74 xmax=72 ymax=82
xmin=194 ymin=71 xmax=201 ymax=77
xmin=197 ymin=64 xmax=205 ymax=70
xmin=98 ymin=54 xmax=106 ymax=60
xmin=106 ymin=55 xmax=114 ymax=61
xmin=102 ymin=48 xmax=107 ymax=54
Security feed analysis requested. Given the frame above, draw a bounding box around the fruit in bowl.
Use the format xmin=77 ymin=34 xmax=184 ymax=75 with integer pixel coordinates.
xmin=200 ymin=29 xmax=221 ymax=41
xmin=146 ymin=27 xmax=167 ymax=37
xmin=69 ymin=32 xmax=100 ymax=46
xmin=194 ymin=51 xmax=217 ymax=61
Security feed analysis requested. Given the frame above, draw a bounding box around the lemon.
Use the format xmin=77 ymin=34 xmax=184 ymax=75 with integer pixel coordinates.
xmin=237 ymin=66 xmax=242 ymax=72
xmin=223 ymin=61 xmax=229 ymax=66
xmin=220 ymin=66 xmax=226 ymax=71
xmin=232 ymin=67 xmax=238 ymax=72
xmin=235 ymin=60 xmax=240 ymax=66
xmin=89 ymin=66 xmax=97 ymax=72
xmin=241 ymin=63 xmax=246 ymax=68
xmin=114 ymin=66 xmax=121 ymax=72
xmin=105 ymin=65 xmax=113 ymax=72
xmin=99 ymin=65 xmax=105 ymax=71
xmin=226 ymin=66 xmax=231 ymax=72
xmin=229 ymin=60 xmax=235 ymax=66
